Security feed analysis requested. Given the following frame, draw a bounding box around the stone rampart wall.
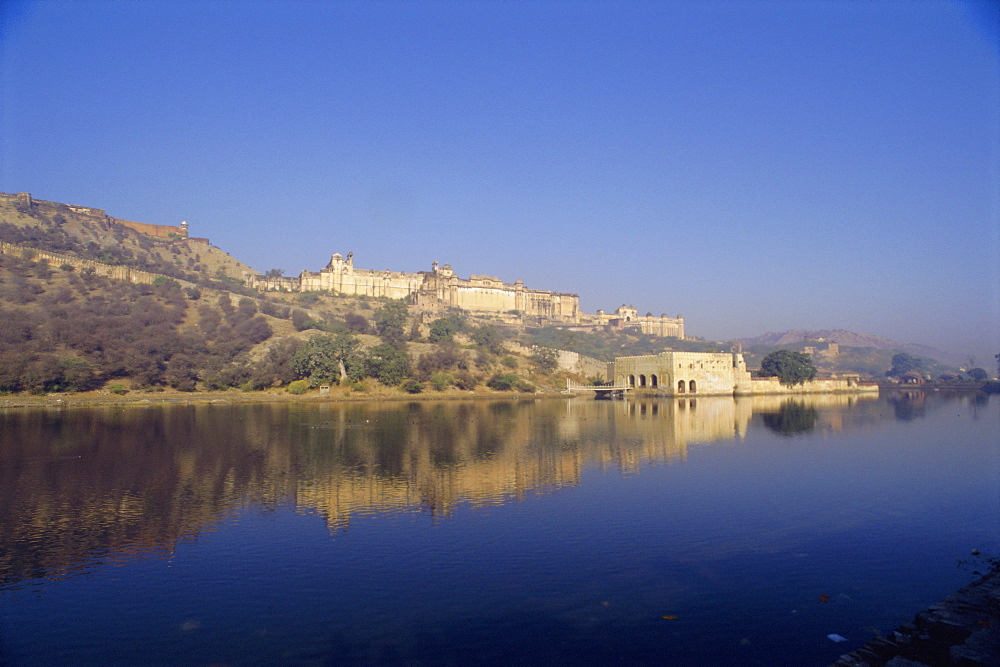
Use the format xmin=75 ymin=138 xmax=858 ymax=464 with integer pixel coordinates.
xmin=734 ymin=377 xmax=879 ymax=396
xmin=111 ymin=218 xmax=188 ymax=239
xmin=0 ymin=242 xmax=167 ymax=286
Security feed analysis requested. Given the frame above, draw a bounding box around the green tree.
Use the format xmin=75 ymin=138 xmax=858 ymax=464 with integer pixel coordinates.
xmin=886 ymin=352 xmax=923 ymax=378
xmin=968 ymin=367 xmax=988 ymax=382
xmin=428 ymin=317 xmax=457 ymax=342
xmin=291 ymin=332 xmax=361 ymax=386
xmin=428 ymin=312 xmax=466 ymax=342
xmin=472 ymin=324 xmax=505 ymax=354
xmin=373 ymin=299 xmax=409 ymax=342
xmin=759 ymin=350 xmax=817 ymax=387
xmin=362 ymin=343 xmax=411 ymax=386
xmin=486 ymin=373 xmax=533 ymax=392
xmin=529 ymin=347 xmax=558 ymax=374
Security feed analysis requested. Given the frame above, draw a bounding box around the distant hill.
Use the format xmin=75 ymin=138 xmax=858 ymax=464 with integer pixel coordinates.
xmin=736 ymin=329 xmax=952 ymax=363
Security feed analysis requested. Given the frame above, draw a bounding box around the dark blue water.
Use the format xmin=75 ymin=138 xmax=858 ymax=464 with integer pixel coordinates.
xmin=0 ymin=392 xmax=996 ymax=665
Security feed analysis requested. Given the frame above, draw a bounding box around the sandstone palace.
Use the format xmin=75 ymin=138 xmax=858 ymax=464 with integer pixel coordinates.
xmin=246 ymin=252 xmax=685 ymax=338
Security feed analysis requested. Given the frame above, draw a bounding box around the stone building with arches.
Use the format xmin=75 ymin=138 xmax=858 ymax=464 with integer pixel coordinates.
xmin=612 ymin=351 xmax=752 ymax=396
xmin=610 ymin=351 xmax=879 ymax=396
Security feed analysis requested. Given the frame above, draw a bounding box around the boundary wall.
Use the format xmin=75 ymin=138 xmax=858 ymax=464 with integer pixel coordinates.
xmin=0 ymin=242 xmax=170 ymax=286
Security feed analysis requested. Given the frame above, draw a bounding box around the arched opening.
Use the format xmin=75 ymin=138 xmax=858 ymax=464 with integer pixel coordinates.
xmin=639 ymin=374 xmax=647 ymax=387
xmin=677 ymin=380 xmax=686 ymax=394
xmin=689 ymin=380 xmax=697 ymax=393
xmin=629 ymin=375 xmax=636 ymax=387
xmin=650 ymin=374 xmax=658 ymax=388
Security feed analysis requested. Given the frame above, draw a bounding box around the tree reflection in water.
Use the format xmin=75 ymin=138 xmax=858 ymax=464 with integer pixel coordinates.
xmin=760 ymin=400 xmax=819 ymax=436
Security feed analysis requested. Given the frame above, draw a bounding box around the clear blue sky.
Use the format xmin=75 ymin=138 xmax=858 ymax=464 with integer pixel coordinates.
xmin=2 ymin=0 xmax=997 ymax=359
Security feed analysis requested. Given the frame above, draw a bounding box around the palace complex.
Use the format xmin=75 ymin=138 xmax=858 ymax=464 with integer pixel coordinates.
xmin=246 ymin=251 xmax=685 ymax=337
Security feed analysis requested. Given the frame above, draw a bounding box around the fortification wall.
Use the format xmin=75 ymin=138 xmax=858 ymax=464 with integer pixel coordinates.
xmin=0 ymin=242 xmax=169 ymax=286
xmin=734 ymin=377 xmax=878 ymax=396
xmin=450 ymin=284 xmax=518 ymax=312
xmin=111 ymin=218 xmax=188 ymax=239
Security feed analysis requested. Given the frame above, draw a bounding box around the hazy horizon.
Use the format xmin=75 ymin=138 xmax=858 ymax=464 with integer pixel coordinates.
xmin=1 ymin=1 xmax=997 ymax=359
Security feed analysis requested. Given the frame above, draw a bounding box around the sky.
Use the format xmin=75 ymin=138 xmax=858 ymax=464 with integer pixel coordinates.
xmin=1 ymin=0 xmax=997 ymax=359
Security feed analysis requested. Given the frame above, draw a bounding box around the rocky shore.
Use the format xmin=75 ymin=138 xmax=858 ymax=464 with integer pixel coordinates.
xmin=833 ymin=563 xmax=1000 ymax=666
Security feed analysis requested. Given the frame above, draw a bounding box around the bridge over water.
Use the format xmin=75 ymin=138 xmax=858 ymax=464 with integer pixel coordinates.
xmin=564 ymin=380 xmax=633 ymax=399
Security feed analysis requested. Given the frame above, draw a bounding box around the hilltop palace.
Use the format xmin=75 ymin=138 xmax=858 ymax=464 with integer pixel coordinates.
xmin=246 ymin=251 xmax=685 ymax=338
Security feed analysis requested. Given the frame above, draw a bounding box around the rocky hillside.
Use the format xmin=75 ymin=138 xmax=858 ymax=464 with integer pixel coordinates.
xmin=0 ymin=193 xmax=254 ymax=291
xmin=738 ymin=329 xmax=950 ymax=363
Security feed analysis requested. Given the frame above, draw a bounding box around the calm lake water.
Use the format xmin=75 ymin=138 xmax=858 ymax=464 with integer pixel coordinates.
xmin=0 ymin=391 xmax=997 ymax=666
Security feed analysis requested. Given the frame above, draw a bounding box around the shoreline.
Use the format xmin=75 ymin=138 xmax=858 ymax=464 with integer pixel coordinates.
xmin=832 ymin=562 xmax=1000 ymax=666
xmin=0 ymin=387 xmax=569 ymax=409
xmin=1 ymin=383 xmax=988 ymax=410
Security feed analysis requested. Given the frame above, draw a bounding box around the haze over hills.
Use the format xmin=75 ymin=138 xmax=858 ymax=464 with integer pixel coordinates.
xmin=737 ymin=330 xmax=954 ymax=364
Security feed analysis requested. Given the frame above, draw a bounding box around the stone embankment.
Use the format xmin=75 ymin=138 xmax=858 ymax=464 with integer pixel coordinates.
xmin=833 ymin=564 xmax=1000 ymax=666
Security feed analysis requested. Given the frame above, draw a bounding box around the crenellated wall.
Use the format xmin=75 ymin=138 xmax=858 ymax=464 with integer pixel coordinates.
xmin=0 ymin=242 xmax=175 ymax=286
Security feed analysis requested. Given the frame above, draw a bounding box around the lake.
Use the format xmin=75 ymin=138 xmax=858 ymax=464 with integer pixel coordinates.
xmin=1 ymin=391 xmax=997 ymax=665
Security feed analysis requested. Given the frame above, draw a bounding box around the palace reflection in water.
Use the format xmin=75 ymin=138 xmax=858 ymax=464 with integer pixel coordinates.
xmin=0 ymin=391 xmax=908 ymax=589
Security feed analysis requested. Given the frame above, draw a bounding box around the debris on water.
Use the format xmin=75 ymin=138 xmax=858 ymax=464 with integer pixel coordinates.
xmin=180 ymin=619 xmax=201 ymax=631
xmin=827 ymin=633 xmax=848 ymax=643
xmin=661 ymin=615 xmax=677 ymax=620
xmin=740 ymin=637 xmax=751 ymax=646
xmin=820 ymin=594 xmax=830 ymax=603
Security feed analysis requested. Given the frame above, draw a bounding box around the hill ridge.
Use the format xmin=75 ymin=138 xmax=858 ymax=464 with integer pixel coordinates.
xmin=737 ymin=329 xmax=951 ymax=362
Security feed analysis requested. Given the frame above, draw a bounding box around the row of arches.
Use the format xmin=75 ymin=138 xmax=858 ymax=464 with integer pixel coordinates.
xmin=624 ymin=374 xmax=698 ymax=393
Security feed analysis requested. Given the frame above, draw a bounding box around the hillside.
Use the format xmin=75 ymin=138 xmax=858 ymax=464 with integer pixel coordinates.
xmin=0 ymin=195 xmax=588 ymax=396
xmin=0 ymin=192 xmax=255 ymax=292
xmin=737 ymin=329 xmax=951 ymax=363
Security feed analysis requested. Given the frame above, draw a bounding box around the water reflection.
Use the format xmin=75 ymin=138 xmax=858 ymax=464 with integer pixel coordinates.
xmin=1 ymin=390 xmax=974 ymax=590
xmin=759 ymin=401 xmax=819 ymax=436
